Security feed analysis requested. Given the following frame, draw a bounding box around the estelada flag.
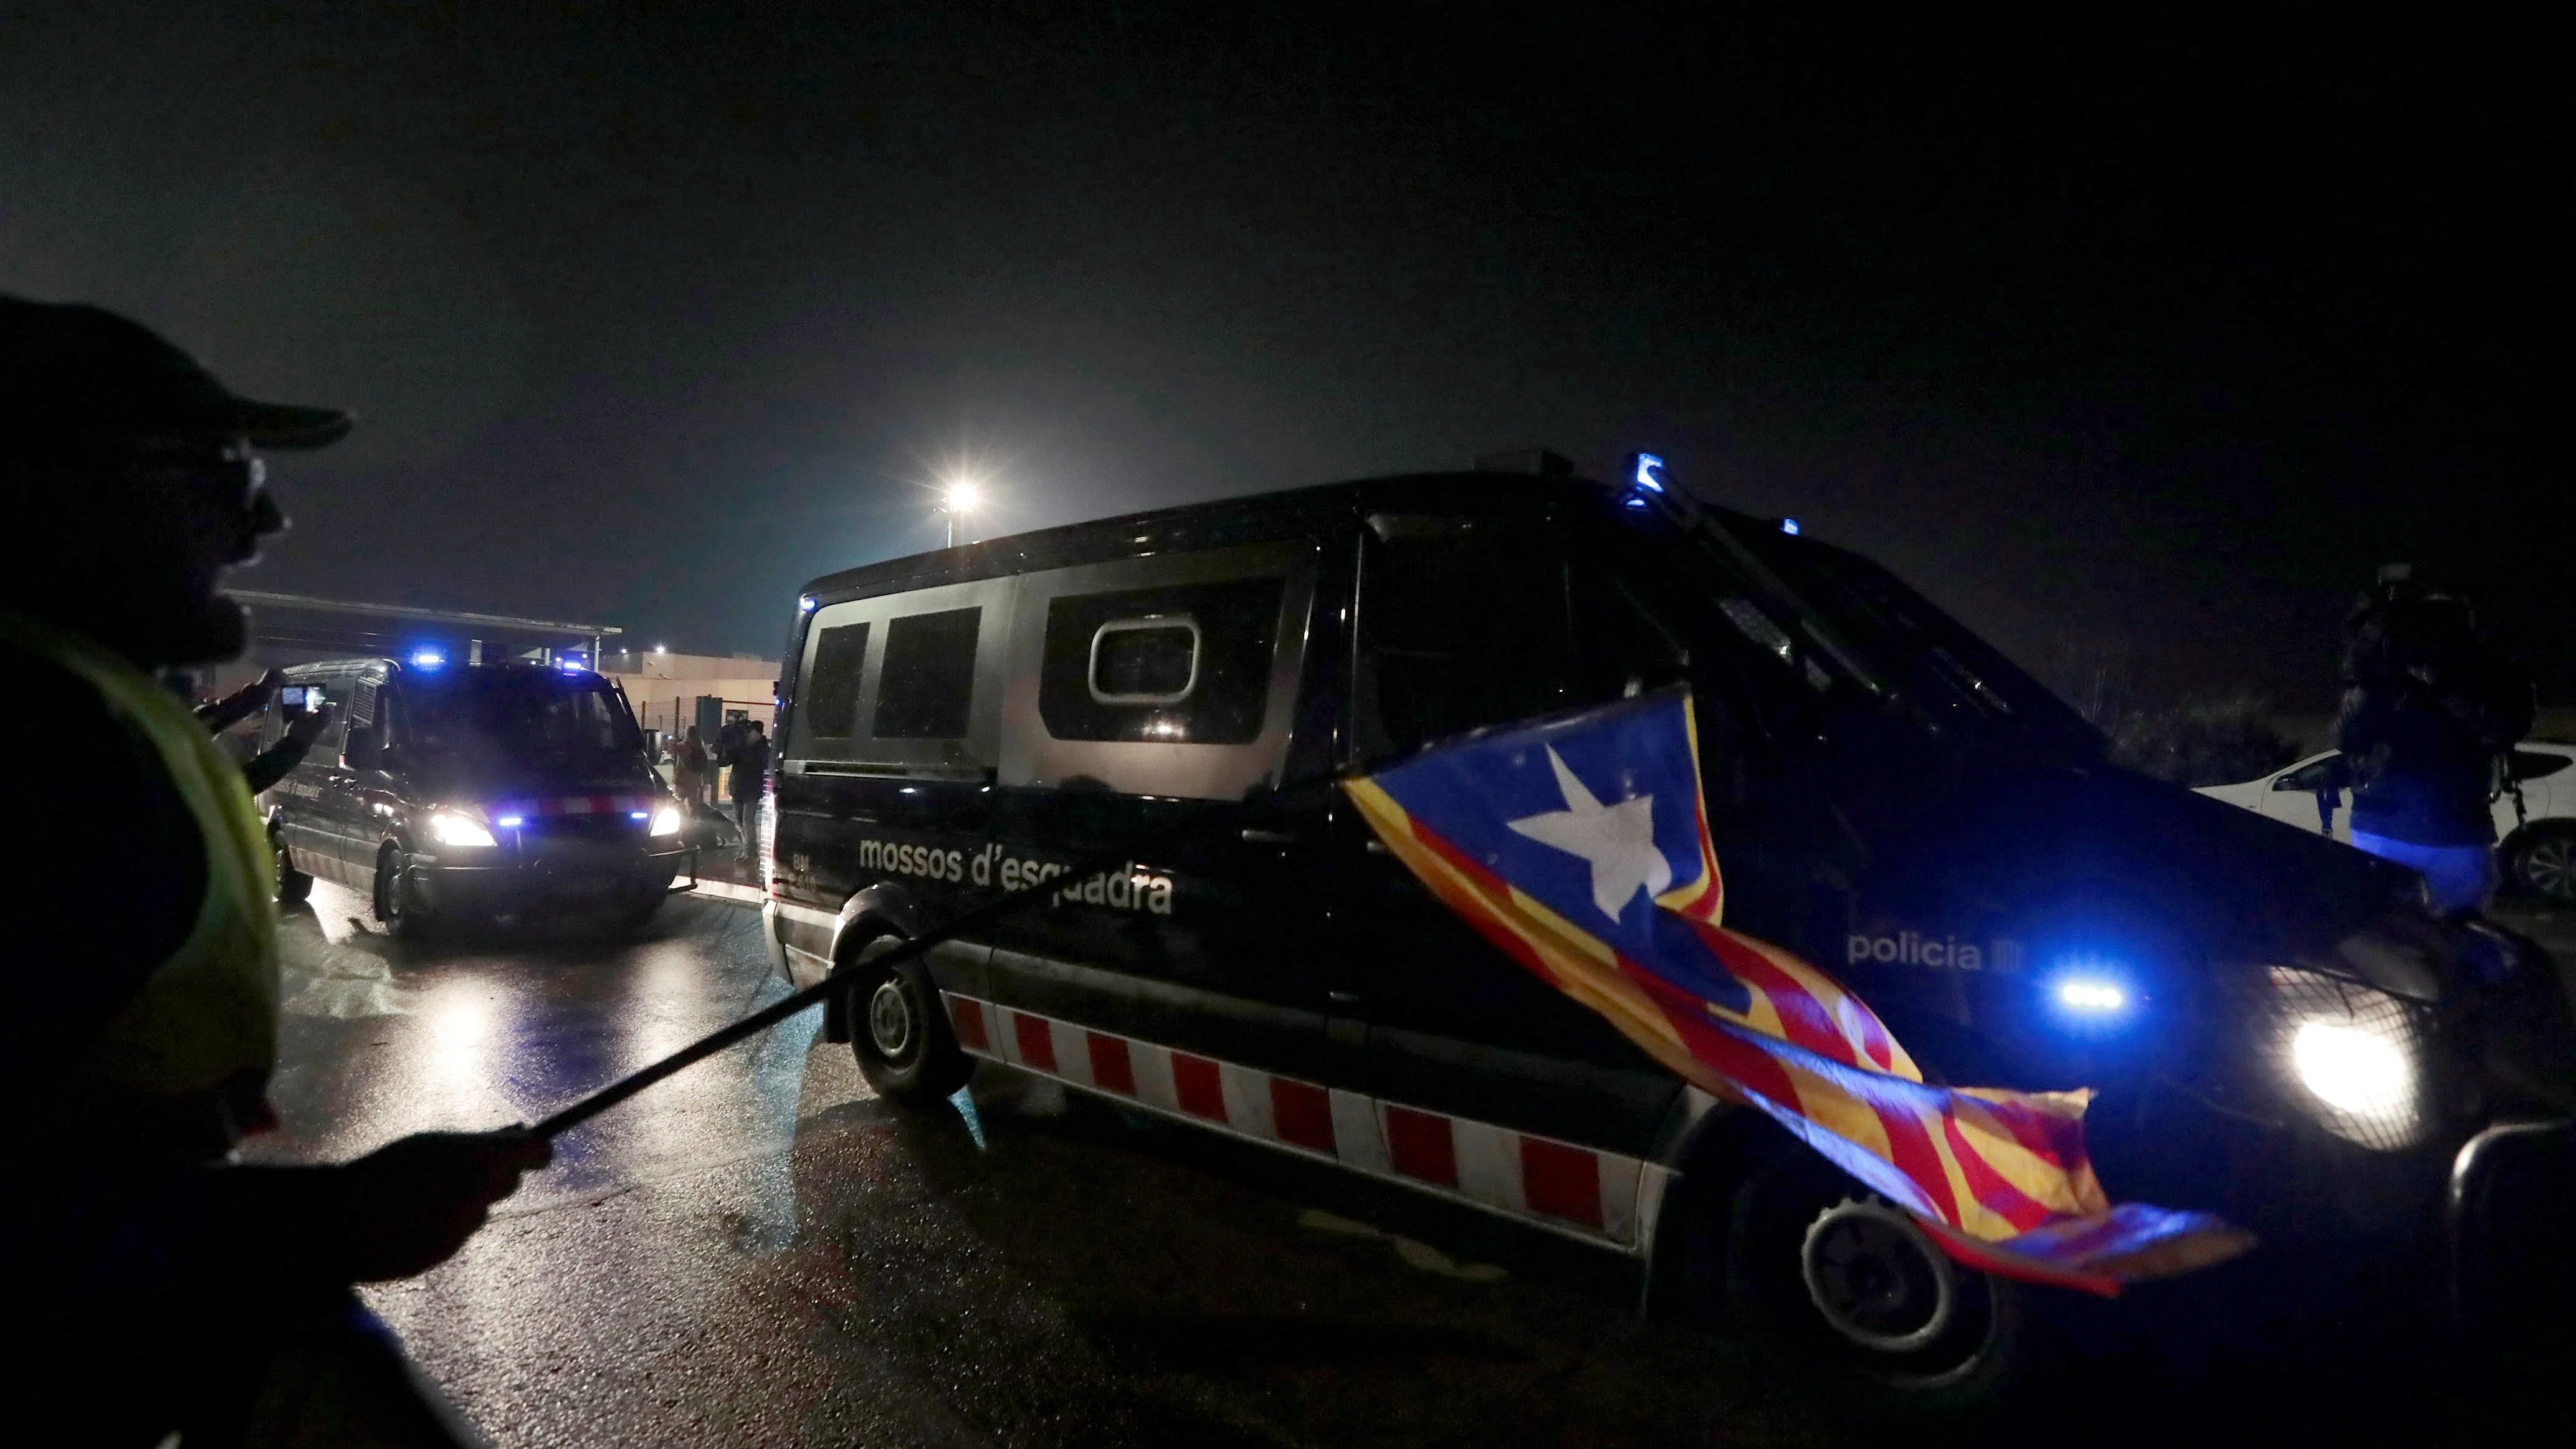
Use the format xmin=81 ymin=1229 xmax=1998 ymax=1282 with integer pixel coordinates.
xmin=1342 ymin=687 xmax=2253 ymax=1296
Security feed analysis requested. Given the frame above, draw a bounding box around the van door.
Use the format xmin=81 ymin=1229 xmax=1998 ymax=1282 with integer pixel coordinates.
xmin=1340 ymin=511 xmax=1696 ymax=1156
xmin=317 ymin=669 xmax=388 ymax=883
xmin=981 ymin=540 xmax=1340 ymax=1087
xmin=274 ymin=671 xmax=360 ymax=889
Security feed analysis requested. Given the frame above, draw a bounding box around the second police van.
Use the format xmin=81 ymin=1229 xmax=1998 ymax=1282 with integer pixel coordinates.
xmin=759 ymin=454 xmax=2576 ymax=1410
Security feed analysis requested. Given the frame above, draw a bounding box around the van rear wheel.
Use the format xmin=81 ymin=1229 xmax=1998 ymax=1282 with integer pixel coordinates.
xmin=846 ymin=934 xmax=971 ymax=1109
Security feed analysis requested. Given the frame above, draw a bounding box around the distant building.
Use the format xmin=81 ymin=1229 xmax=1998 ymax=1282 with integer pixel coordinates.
xmin=600 ymin=647 xmax=778 ymax=740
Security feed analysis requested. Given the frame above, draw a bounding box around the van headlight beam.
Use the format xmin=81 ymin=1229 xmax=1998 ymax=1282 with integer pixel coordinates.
xmin=2259 ymin=967 xmax=2428 ymax=1150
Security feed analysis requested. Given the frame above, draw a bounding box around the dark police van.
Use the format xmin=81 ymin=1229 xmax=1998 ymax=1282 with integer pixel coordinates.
xmin=760 ymin=457 xmax=2576 ymax=1409
xmin=262 ymin=655 xmax=692 ymax=935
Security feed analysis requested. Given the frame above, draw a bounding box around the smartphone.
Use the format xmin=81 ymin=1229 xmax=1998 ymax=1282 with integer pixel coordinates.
xmin=279 ymin=686 xmax=308 ymax=709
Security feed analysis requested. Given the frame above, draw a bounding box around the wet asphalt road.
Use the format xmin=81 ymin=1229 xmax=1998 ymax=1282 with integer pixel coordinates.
xmin=245 ymin=877 xmax=2576 ymax=1448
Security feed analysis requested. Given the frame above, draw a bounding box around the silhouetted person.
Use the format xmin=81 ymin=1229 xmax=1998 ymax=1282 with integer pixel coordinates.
xmin=672 ymin=723 xmax=710 ymax=812
xmin=0 ymin=296 xmax=547 ymax=1446
xmin=241 ymin=687 xmax=338 ymax=796
xmin=727 ymin=719 xmax=770 ymax=858
xmin=191 ymin=666 xmax=338 ymax=795
xmin=2335 ymin=565 xmax=2533 ymax=914
xmin=196 ymin=666 xmax=285 ymax=733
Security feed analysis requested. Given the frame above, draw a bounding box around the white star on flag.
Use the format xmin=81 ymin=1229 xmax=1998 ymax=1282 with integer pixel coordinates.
xmin=1506 ymin=745 xmax=1671 ymax=922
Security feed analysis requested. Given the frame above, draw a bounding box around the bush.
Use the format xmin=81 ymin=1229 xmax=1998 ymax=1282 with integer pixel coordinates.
xmin=2101 ymin=696 xmax=2302 ymax=788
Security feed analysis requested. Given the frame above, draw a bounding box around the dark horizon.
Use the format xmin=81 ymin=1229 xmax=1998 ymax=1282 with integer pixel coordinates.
xmin=6 ymin=4 xmax=2562 ymax=710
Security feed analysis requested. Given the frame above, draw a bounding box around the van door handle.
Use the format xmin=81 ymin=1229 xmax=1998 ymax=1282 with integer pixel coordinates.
xmin=1239 ymin=828 xmax=1298 ymax=844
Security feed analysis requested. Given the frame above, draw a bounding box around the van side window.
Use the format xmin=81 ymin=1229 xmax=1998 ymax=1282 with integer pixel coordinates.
xmin=1041 ymin=578 xmax=1284 ymax=744
xmin=304 ymin=682 xmax=349 ymax=758
xmin=801 ymin=623 xmax=872 ymax=740
xmin=873 ymin=608 xmax=981 ymax=739
xmin=1363 ymin=527 xmax=1580 ymax=754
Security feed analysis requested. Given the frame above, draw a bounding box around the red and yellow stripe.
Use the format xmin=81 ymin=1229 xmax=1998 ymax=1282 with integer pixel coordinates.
xmin=1343 ymin=775 xmax=2253 ymax=1296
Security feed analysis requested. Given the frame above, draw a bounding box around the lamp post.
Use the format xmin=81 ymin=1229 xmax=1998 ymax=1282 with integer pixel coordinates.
xmin=938 ymin=479 xmax=982 ymax=548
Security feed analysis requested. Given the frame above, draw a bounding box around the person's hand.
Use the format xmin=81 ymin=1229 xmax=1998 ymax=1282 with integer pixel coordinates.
xmin=335 ymin=1127 xmax=552 ymax=1281
xmin=284 ymin=700 xmax=335 ymax=744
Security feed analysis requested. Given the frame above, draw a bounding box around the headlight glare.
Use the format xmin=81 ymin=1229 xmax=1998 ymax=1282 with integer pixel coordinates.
xmin=2251 ymin=966 xmax=2430 ymax=1150
xmin=2291 ymin=1020 xmax=2414 ymax=1117
xmin=427 ymin=811 xmax=497 ymax=848
xmin=650 ymin=805 xmax=684 ymax=836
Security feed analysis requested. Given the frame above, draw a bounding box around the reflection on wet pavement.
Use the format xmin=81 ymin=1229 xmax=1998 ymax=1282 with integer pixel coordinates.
xmin=244 ymin=879 xmax=2576 ymax=1448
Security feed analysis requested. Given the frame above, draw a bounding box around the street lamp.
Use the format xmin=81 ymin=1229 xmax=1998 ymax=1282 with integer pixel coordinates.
xmin=938 ymin=478 xmax=983 ymax=547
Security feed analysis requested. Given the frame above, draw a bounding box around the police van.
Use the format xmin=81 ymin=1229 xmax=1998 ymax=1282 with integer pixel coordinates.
xmin=263 ymin=654 xmax=692 ymax=936
xmin=760 ymin=457 xmax=2575 ymax=1408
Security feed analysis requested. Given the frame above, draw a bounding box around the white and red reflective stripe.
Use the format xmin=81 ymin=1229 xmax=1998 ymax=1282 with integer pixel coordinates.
xmin=942 ymin=992 xmax=1675 ymax=1255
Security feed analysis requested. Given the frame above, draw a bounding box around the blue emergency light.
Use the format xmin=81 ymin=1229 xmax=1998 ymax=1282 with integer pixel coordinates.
xmin=2043 ymin=955 xmax=2139 ymax=1032
xmin=1631 ymin=453 xmax=1667 ymax=492
xmin=410 ymin=649 xmax=446 ymax=669
xmin=1781 ymin=518 xmax=1801 ymax=536
xmin=799 ymin=595 xmax=819 ymax=613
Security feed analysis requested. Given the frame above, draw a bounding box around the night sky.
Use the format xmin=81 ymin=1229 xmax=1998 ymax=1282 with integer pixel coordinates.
xmin=4 ymin=5 xmax=2562 ymax=708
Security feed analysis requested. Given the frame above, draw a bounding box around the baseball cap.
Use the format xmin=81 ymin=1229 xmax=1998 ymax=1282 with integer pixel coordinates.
xmin=0 ymin=295 xmax=351 ymax=451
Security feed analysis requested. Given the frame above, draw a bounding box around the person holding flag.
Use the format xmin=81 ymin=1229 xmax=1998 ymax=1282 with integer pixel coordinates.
xmin=0 ymin=297 xmax=548 ymax=1447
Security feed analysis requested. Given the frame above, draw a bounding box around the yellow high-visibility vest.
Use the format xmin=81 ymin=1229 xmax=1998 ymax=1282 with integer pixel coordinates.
xmin=1 ymin=611 xmax=277 ymax=1102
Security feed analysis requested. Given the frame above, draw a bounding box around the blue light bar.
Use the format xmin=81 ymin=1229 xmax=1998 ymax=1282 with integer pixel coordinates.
xmin=1780 ymin=518 xmax=1801 ymax=536
xmin=409 ymin=649 xmax=446 ymax=669
xmin=1631 ymin=452 xmax=1667 ymax=493
xmin=2055 ymin=978 xmax=2127 ymax=1013
xmin=629 ymin=811 xmax=649 ymax=821
xmin=496 ymin=815 xmax=526 ymax=828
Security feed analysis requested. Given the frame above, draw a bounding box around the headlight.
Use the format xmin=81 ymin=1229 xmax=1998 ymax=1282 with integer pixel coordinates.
xmin=2259 ymin=967 xmax=2428 ymax=1150
xmin=427 ymin=811 xmax=497 ymax=848
xmin=649 ymin=805 xmax=684 ymax=836
xmin=2292 ymin=1021 xmax=2415 ymax=1117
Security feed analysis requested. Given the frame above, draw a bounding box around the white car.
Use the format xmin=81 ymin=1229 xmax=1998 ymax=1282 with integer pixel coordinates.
xmin=2195 ymin=744 xmax=2576 ymax=902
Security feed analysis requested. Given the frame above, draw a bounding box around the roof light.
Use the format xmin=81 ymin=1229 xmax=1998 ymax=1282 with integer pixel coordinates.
xmin=1780 ymin=518 xmax=1801 ymax=536
xmin=1631 ymin=452 xmax=1667 ymax=493
xmin=495 ymin=815 xmax=527 ymax=829
xmin=409 ymin=649 xmax=446 ymax=669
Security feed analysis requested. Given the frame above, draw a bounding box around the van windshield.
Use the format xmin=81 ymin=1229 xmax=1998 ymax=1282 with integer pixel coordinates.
xmin=396 ymin=670 xmax=646 ymax=787
xmin=1697 ymin=509 xmax=2101 ymax=755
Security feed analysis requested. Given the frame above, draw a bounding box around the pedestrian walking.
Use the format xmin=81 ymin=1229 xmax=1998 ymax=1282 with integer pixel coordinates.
xmin=0 ymin=295 xmax=546 ymax=1446
xmin=727 ymin=719 xmax=770 ymax=858
xmin=674 ymin=724 xmax=711 ymax=813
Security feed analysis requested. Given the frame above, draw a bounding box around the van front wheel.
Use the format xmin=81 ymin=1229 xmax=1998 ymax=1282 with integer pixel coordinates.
xmin=1717 ymin=1138 xmax=2033 ymax=1422
xmin=846 ymin=934 xmax=971 ymax=1108
xmin=272 ymin=830 xmax=312 ymax=904
xmin=374 ymin=847 xmax=435 ymax=941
